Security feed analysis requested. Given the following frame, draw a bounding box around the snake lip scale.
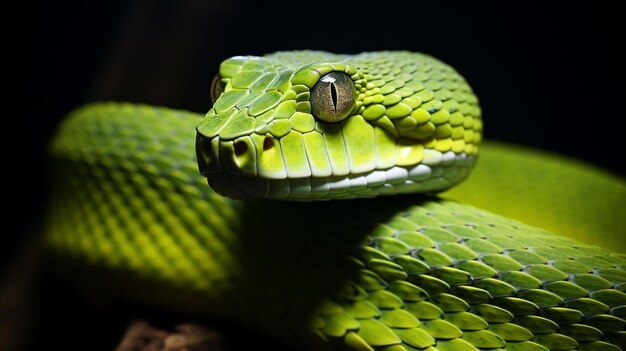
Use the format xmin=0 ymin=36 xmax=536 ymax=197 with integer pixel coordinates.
xmin=199 ymin=142 xmax=477 ymax=200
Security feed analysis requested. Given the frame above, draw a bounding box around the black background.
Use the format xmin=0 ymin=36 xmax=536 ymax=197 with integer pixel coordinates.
xmin=5 ymin=1 xmax=626 ymax=349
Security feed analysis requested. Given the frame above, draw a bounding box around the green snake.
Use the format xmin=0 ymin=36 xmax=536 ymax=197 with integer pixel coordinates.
xmin=44 ymin=51 xmax=626 ymax=350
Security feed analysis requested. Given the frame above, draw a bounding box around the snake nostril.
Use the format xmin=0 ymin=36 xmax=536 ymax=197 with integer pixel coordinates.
xmin=234 ymin=141 xmax=248 ymax=156
xmin=263 ymin=138 xmax=274 ymax=151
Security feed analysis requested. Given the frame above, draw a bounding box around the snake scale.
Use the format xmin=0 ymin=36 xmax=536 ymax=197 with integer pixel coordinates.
xmin=44 ymin=51 xmax=626 ymax=350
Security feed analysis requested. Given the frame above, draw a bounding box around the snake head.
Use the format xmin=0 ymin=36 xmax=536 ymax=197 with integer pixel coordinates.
xmin=196 ymin=51 xmax=482 ymax=200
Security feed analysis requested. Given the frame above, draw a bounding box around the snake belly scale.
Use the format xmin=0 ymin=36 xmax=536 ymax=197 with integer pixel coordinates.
xmin=44 ymin=51 xmax=626 ymax=350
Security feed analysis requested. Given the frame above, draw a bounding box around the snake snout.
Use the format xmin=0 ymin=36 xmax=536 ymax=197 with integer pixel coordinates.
xmin=196 ymin=131 xmax=278 ymax=199
xmin=195 ymin=132 xmax=221 ymax=175
xmin=196 ymin=132 xmax=265 ymax=177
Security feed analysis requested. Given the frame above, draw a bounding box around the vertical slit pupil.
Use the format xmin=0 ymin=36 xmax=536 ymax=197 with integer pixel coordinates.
xmin=330 ymin=83 xmax=338 ymax=112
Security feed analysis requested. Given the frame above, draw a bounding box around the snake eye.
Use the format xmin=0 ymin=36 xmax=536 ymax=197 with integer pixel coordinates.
xmin=310 ymin=72 xmax=356 ymax=123
xmin=210 ymin=73 xmax=224 ymax=104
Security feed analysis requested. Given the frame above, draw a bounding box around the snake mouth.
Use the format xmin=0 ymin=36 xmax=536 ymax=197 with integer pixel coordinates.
xmin=197 ymin=132 xmax=475 ymax=200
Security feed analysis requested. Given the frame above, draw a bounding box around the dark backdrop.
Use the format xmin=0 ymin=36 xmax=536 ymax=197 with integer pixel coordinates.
xmin=5 ymin=1 xmax=625 ymax=349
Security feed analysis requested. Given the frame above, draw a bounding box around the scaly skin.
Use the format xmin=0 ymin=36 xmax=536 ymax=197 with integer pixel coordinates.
xmin=44 ymin=51 xmax=626 ymax=351
xmin=196 ymin=51 xmax=482 ymax=199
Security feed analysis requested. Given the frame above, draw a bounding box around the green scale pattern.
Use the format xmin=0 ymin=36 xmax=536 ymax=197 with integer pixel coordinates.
xmin=46 ymin=104 xmax=245 ymax=306
xmin=322 ymin=201 xmax=626 ymax=351
xmin=196 ymin=51 xmax=482 ymax=199
xmin=45 ymin=104 xmax=626 ymax=351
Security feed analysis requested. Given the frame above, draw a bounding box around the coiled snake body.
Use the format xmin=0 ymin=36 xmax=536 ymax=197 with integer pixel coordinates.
xmin=45 ymin=52 xmax=626 ymax=350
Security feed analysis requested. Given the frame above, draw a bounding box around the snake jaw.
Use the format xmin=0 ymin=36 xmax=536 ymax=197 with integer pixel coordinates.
xmin=198 ymin=130 xmax=476 ymax=200
xmin=197 ymin=114 xmax=478 ymax=200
